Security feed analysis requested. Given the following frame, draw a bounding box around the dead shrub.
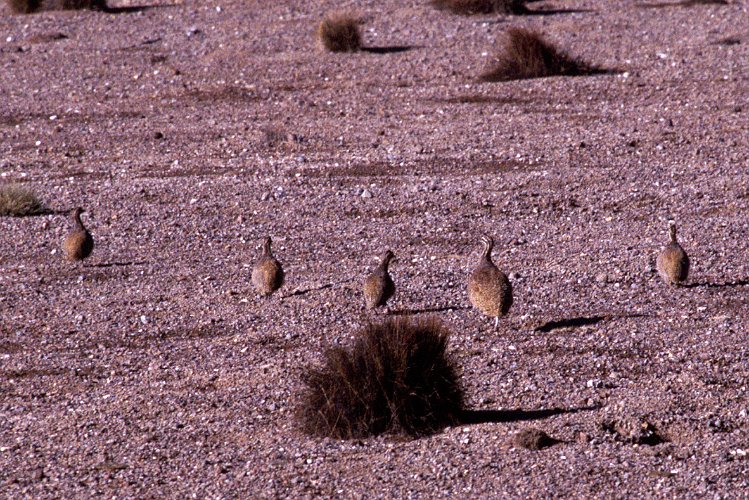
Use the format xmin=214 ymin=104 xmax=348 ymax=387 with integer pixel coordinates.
xmin=431 ymin=0 xmax=528 ymax=14
xmin=297 ymin=317 xmax=464 ymax=439
xmin=6 ymin=0 xmax=105 ymax=13
xmin=317 ymin=13 xmax=361 ymax=52
xmin=480 ymin=28 xmax=596 ymax=81
xmin=0 ymin=184 xmax=47 ymax=216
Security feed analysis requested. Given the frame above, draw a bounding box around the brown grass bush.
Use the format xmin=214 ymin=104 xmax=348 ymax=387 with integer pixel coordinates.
xmin=431 ymin=0 xmax=528 ymax=14
xmin=480 ymin=28 xmax=595 ymax=82
xmin=297 ymin=317 xmax=464 ymax=439
xmin=6 ymin=0 xmax=105 ymax=13
xmin=317 ymin=13 xmax=361 ymax=52
xmin=0 ymin=184 xmax=46 ymax=216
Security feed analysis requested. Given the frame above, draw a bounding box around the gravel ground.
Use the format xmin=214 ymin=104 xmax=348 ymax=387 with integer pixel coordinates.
xmin=1 ymin=0 xmax=749 ymax=496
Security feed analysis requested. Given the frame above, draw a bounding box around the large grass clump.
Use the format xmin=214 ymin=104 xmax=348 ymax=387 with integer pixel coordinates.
xmin=480 ymin=28 xmax=597 ymax=82
xmin=6 ymin=0 xmax=105 ymax=14
xmin=0 ymin=184 xmax=47 ymax=216
xmin=317 ymin=13 xmax=361 ymax=52
xmin=298 ymin=317 xmax=464 ymax=439
xmin=431 ymin=0 xmax=528 ymax=14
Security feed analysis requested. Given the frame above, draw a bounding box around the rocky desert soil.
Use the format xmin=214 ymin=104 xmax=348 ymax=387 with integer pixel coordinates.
xmin=1 ymin=0 xmax=748 ymax=497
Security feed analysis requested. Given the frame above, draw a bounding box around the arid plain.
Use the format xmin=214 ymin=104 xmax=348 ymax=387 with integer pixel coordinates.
xmin=1 ymin=0 xmax=748 ymax=496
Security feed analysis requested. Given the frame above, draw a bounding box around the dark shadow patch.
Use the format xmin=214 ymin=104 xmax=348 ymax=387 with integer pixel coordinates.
xmin=523 ymin=7 xmax=594 ymax=15
xmin=461 ymin=405 xmax=598 ymax=425
xmin=102 ymin=3 xmax=177 ymax=14
xmin=389 ymin=305 xmax=469 ymax=315
xmin=714 ymin=36 xmax=741 ymax=46
xmin=430 ymin=94 xmax=530 ymax=105
xmin=2 ymin=368 xmax=65 ymax=379
xmin=282 ymin=282 xmax=335 ymax=298
xmin=361 ymin=45 xmax=418 ymax=54
xmin=535 ymin=315 xmax=608 ymax=332
xmin=638 ymin=0 xmax=729 ymax=7
xmin=27 ymin=32 xmax=68 ymax=43
xmin=88 ymin=261 xmax=149 ymax=268
xmin=684 ymin=279 xmax=749 ymax=289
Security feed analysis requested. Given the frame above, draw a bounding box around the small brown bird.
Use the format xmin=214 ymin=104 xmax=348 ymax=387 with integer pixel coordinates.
xmin=468 ymin=235 xmax=513 ymax=329
xmin=656 ymin=221 xmax=690 ymax=285
xmin=63 ymin=207 xmax=94 ymax=261
xmin=363 ymin=250 xmax=395 ymax=311
xmin=252 ymin=237 xmax=284 ymax=297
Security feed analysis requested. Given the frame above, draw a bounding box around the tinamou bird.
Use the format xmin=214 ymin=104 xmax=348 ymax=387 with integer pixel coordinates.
xmin=63 ymin=207 xmax=94 ymax=262
xmin=656 ymin=221 xmax=689 ymax=285
xmin=363 ymin=250 xmax=395 ymax=311
xmin=252 ymin=237 xmax=284 ymax=297
xmin=468 ymin=235 xmax=513 ymax=330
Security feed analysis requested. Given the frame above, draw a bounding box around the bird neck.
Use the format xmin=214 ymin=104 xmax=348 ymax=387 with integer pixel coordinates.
xmin=669 ymin=225 xmax=677 ymax=243
xmin=481 ymin=241 xmax=493 ymax=263
xmin=262 ymin=239 xmax=273 ymax=257
xmin=74 ymin=211 xmax=85 ymax=231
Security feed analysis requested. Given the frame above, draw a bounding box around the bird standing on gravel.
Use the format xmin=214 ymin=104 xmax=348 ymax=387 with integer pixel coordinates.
xmin=468 ymin=235 xmax=513 ymax=330
xmin=363 ymin=250 xmax=396 ymax=311
xmin=63 ymin=207 xmax=94 ymax=262
xmin=252 ymin=237 xmax=284 ymax=297
xmin=656 ymin=221 xmax=690 ymax=285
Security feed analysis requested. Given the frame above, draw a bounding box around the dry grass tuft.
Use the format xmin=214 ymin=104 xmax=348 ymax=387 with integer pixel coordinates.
xmin=480 ymin=28 xmax=596 ymax=82
xmin=317 ymin=13 xmax=362 ymax=52
xmin=297 ymin=317 xmax=464 ymax=439
xmin=431 ymin=0 xmax=528 ymax=14
xmin=0 ymin=184 xmax=47 ymax=216
xmin=6 ymin=0 xmax=41 ymax=13
xmin=6 ymin=0 xmax=105 ymax=13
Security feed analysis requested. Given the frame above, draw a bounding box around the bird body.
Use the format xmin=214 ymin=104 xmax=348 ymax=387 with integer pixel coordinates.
xmin=252 ymin=237 xmax=284 ymax=296
xmin=363 ymin=250 xmax=395 ymax=310
xmin=656 ymin=222 xmax=689 ymax=285
xmin=63 ymin=207 xmax=94 ymax=261
xmin=468 ymin=235 xmax=513 ymax=329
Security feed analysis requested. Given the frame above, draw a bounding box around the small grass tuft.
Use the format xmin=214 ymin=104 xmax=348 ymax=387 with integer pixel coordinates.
xmin=297 ymin=317 xmax=464 ymax=439
xmin=6 ymin=0 xmax=105 ymax=13
xmin=480 ymin=28 xmax=596 ymax=82
xmin=6 ymin=0 xmax=41 ymax=13
xmin=431 ymin=0 xmax=528 ymax=14
xmin=317 ymin=13 xmax=362 ymax=53
xmin=0 ymin=184 xmax=47 ymax=216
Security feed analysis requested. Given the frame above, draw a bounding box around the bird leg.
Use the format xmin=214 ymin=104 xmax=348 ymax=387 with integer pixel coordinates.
xmin=494 ymin=316 xmax=499 ymax=330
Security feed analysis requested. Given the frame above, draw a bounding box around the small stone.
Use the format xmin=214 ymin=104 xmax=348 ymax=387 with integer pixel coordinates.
xmin=153 ymin=131 xmax=164 ymax=140
xmin=361 ymin=189 xmax=373 ymax=199
xmin=595 ymin=273 xmax=608 ymax=283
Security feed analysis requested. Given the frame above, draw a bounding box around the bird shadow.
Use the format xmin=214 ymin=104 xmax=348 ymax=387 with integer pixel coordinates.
xmin=460 ymin=405 xmax=598 ymax=425
xmin=683 ymin=279 xmax=749 ymax=289
xmin=361 ymin=45 xmax=419 ymax=55
xmin=388 ymin=305 xmax=469 ymax=316
xmin=102 ymin=3 xmax=180 ymax=14
xmin=637 ymin=0 xmax=728 ymax=7
xmin=534 ymin=313 xmax=648 ymax=333
xmin=87 ymin=261 xmax=149 ymax=268
xmin=522 ymin=7 xmax=595 ymax=16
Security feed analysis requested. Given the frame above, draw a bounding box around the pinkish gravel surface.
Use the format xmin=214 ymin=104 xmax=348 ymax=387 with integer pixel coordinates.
xmin=1 ymin=0 xmax=749 ymax=497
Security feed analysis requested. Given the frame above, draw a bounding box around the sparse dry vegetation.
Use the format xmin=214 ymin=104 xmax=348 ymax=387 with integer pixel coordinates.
xmin=297 ymin=317 xmax=464 ymax=439
xmin=6 ymin=0 xmax=104 ymax=13
xmin=317 ymin=13 xmax=361 ymax=52
xmin=480 ymin=28 xmax=596 ymax=82
xmin=431 ymin=0 xmax=528 ymax=14
xmin=0 ymin=184 xmax=47 ymax=216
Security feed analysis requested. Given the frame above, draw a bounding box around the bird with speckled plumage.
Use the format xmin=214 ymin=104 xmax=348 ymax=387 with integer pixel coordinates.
xmin=252 ymin=237 xmax=284 ymax=297
xmin=656 ymin=221 xmax=689 ymax=285
xmin=468 ymin=235 xmax=513 ymax=329
xmin=63 ymin=207 xmax=94 ymax=262
xmin=363 ymin=250 xmax=395 ymax=311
